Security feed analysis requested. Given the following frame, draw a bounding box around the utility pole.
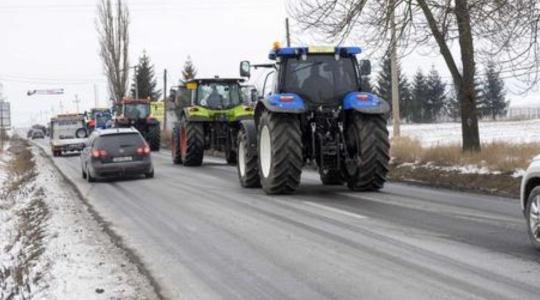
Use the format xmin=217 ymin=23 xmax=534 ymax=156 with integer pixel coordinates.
xmin=93 ymin=84 xmax=99 ymax=107
xmin=390 ymin=0 xmax=401 ymax=137
xmin=285 ymin=18 xmax=291 ymax=47
xmin=134 ymin=66 xmax=139 ymax=99
xmin=163 ymin=68 xmax=168 ymax=132
xmin=73 ymin=94 xmax=81 ymax=113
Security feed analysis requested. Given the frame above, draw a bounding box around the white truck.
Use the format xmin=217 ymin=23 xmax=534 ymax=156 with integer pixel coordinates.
xmin=50 ymin=114 xmax=88 ymax=157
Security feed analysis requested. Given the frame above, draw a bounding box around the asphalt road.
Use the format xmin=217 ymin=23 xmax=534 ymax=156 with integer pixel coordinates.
xmin=33 ymin=138 xmax=540 ymax=300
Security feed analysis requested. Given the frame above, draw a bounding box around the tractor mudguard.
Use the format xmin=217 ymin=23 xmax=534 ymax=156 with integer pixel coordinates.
xmin=183 ymin=107 xmax=211 ymax=122
xmin=239 ymin=119 xmax=258 ymax=152
xmin=259 ymin=93 xmax=306 ymax=114
xmin=343 ymin=92 xmax=390 ymax=114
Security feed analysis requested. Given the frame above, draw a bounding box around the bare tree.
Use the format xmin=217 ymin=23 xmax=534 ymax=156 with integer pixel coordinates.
xmin=96 ymin=0 xmax=130 ymax=104
xmin=291 ymin=0 xmax=540 ymax=152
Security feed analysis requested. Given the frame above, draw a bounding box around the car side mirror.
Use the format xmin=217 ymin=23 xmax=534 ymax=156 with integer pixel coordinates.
xmin=240 ymin=61 xmax=251 ymax=78
xmin=358 ymin=59 xmax=371 ymax=76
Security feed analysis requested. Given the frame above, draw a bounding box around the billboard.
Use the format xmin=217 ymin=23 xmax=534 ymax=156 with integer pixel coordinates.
xmin=0 ymin=101 xmax=10 ymax=128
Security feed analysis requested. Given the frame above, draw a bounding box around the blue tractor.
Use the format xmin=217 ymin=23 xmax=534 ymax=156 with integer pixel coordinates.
xmin=236 ymin=45 xmax=390 ymax=194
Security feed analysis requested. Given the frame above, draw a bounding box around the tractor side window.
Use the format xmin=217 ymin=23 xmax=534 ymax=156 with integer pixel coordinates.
xmin=262 ymin=71 xmax=275 ymax=97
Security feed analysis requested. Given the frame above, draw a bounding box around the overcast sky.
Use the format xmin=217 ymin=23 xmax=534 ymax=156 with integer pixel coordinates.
xmin=1 ymin=0 xmax=539 ymax=127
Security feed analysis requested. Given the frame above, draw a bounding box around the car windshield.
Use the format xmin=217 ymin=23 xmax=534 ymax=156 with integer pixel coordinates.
xmin=283 ymin=55 xmax=358 ymax=103
xmin=196 ymin=82 xmax=242 ymax=109
xmin=124 ymin=104 xmax=150 ymax=119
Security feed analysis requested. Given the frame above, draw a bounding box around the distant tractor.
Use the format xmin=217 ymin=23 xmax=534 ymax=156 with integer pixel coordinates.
xmin=236 ymin=45 xmax=390 ymax=194
xmin=86 ymin=108 xmax=112 ymax=133
xmin=171 ymin=78 xmax=254 ymax=166
xmin=114 ymin=98 xmax=161 ymax=151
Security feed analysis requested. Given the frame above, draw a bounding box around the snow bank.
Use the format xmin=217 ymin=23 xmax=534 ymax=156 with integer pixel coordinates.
xmin=0 ymin=141 xmax=157 ymax=299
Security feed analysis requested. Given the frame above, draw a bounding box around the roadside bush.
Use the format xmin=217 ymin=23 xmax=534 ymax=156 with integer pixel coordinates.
xmin=390 ymin=136 xmax=423 ymax=164
xmin=391 ymin=135 xmax=540 ymax=173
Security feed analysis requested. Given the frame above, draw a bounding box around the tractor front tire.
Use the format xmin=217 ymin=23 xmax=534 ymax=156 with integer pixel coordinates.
xmin=237 ymin=127 xmax=260 ymax=188
xmin=345 ymin=113 xmax=389 ymax=191
xmin=258 ymin=111 xmax=303 ymax=194
xmin=180 ymin=119 xmax=204 ymax=167
xmin=171 ymin=125 xmax=182 ymax=164
xmin=147 ymin=125 xmax=161 ymax=151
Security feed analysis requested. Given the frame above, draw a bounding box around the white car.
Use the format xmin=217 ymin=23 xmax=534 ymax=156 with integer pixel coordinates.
xmin=520 ymin=156 xmax=540 ymax=250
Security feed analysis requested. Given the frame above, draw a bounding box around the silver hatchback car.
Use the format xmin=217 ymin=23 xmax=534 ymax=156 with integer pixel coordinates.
xmin=521 ymin=156 xmax=540 ymax=250
xmin=81 ymin=128 xmax=154 ymax=182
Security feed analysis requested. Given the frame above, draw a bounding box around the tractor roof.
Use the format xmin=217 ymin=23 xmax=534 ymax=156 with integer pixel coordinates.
xmin=186 ymin=78 xmax=245 ymax=85
xmin=51 ymin=113 xmax=85 ymax=121
xmin=268 ymin=46 xmax=361 ymax=60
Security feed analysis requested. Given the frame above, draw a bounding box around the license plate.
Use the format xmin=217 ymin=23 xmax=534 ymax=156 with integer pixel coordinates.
xmin=113 ymin=156 xmax=132 ymax=162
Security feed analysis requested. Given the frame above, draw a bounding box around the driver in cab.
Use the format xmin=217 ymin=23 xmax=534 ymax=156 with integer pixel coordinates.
xmin=201 ymin=84 xmax=223 ymax=108
xmin=301 ymin=64 xmax=333 ymax=101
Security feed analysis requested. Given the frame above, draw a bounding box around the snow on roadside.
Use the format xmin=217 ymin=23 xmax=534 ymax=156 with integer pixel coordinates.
xmin=390 ymin=119 xmax=540 ymax=147
xmin=0 ymin=139 xmax=158 ymax=299
xmin=398 ymin=162 xmax=502 ymax=176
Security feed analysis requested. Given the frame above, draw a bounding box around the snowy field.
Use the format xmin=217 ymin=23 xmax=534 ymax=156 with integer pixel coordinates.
xmin=390 ymin=119 xmax=540 ymax=147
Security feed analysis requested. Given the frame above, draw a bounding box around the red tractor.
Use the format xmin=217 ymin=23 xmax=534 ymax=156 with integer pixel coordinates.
xmin=114 ymin=98 xmax=161 ymax=151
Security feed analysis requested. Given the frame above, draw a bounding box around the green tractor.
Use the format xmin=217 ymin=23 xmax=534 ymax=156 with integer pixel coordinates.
xmin=171 ymin=78 xmax=255 ymax=166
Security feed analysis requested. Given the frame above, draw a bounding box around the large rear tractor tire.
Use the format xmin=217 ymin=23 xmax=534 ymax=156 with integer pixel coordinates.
xmin=258 ymin=111 xmax=303 ymax=194
xmin=344 ymin=113 xmax=389 ymax=191
xmin=147 ymin=125 xmax=161 ymax=151
xmin=237 ymin=126 xmax=260 ymax=188
xmin=180 ymin=118 xmax=204 ymax=167
xmin=171 ymin=125 xmax=182 ymax=164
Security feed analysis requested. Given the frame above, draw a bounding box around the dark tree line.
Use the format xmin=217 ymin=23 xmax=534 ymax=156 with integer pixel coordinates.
xmin=374 ymin=59 xmax=507 ymax=123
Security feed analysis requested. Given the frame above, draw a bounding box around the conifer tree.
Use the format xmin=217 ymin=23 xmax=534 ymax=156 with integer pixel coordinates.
xmin=130 ymin=51 xmax=161 ymax=100
xmin=425 ymin=67 xmax=447 ymax=122
xmin=375 ymin=56 xmax=411 ymax=120
xmin=481 ymin=61 xmax=508 ymax=120
xmin=182 ymin=56 xmax=197 ymax=83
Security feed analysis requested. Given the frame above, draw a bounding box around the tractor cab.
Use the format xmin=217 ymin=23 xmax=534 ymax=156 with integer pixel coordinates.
xmin=118 ymin=98 xmax=152 ymax=120
xmin=86 ymin=108 xmax=112 ymax=131
xmin=183 ymin=78 xmax=244 ymax=110
xmin=240 ymin=45 xmax=374 ymax=110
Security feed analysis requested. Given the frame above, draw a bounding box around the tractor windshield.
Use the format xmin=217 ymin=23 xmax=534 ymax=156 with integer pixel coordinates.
xmin=124 ymin=103 xmax=150 ymax=119
xmin=283 ymin=55 xmax=358 ymax=104
xmin=196 ymin=82 xmax=242 ymax=109
xmin=95 ymin=113 xmax=111 ymax=124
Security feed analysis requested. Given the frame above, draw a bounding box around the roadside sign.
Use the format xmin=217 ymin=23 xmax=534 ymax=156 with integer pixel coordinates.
xmin=0 ymin=101 xmax=10 ymax=128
